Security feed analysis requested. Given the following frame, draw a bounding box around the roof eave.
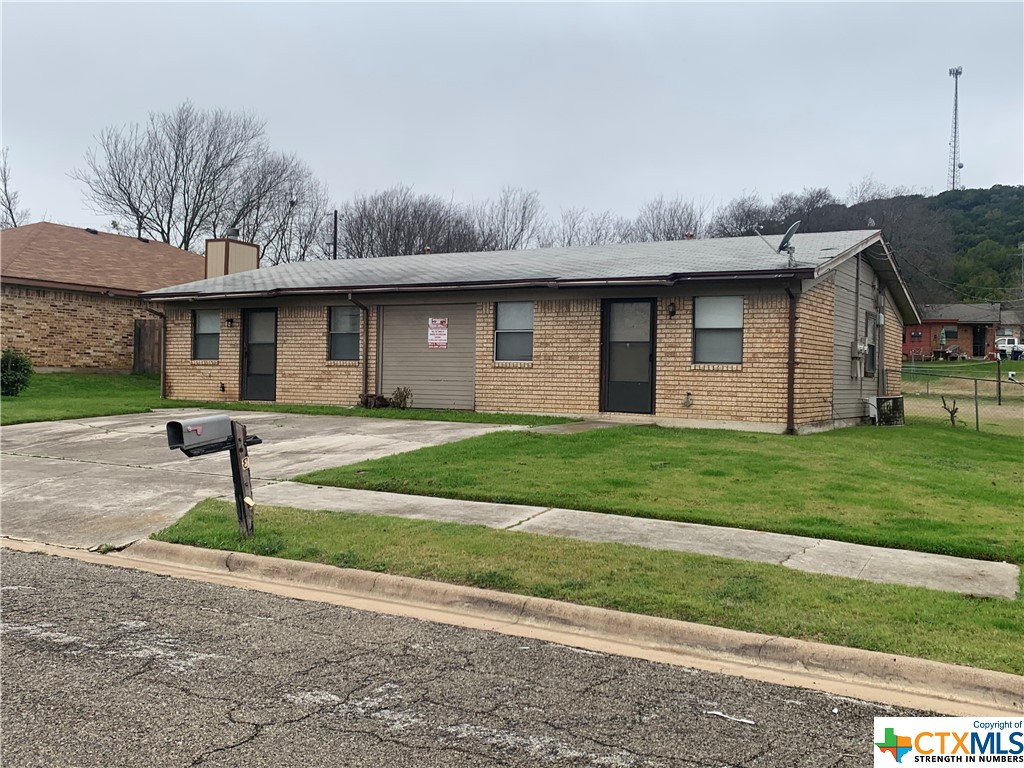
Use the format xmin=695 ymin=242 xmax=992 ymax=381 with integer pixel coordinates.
xmin=144 ymin=268 xmax=819 ymax=302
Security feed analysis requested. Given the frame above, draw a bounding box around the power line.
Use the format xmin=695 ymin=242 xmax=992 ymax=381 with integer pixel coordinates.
xmin=890 ymin=246 xmax=1023 ymax=305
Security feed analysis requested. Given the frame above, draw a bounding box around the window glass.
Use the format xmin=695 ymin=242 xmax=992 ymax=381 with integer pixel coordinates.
xmin=248 ymin=312 xmax=276 ymax=344
xmin=497 ymin=302 xmax=533 ymax=330
xmin=609 ymin=302 xmax=650 ymax=342
xmin=694 ymin=296 xmax=743 ymax=328
xmin=330 ymin=307 xmax=360 ymax=334
xmin=195 ymin=310 xmax=220 ymax=335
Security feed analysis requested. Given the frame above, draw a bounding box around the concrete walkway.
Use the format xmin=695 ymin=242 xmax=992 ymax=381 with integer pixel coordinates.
xmin=255 ymin=482 xmax=1020 ymax=600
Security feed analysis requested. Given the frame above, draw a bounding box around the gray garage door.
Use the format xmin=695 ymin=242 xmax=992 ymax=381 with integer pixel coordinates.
xmin=380 ymin=304 xmax=476 ymax=410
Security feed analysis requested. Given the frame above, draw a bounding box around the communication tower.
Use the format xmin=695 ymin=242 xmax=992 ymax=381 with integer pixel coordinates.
xmin=947 ymin=66 xmax=964 ymax=190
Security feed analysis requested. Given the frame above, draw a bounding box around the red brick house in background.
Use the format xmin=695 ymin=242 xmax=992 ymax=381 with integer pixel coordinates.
xmin=145 ymin=229 xmax=919 ymax=433
xmin=0 ymin=222 xmax=204 ymax=371
xmin=902 ymin=303 xmax=1002 ymax=360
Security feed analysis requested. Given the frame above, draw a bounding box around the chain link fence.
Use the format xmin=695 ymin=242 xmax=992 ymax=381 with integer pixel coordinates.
xmin=896 ymin=360 xmax=1024 ymax=437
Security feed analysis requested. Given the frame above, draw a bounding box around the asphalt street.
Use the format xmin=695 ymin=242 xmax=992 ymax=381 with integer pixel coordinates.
xmin=1 ymin=550 xmax=928 ymax=767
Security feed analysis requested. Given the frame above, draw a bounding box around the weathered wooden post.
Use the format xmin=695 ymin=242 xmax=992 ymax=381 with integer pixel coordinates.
xmin=229 ymin=420 xmax=256 ymax=537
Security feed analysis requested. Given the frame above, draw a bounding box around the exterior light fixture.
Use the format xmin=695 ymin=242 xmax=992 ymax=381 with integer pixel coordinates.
xmin=668 ymin=301 xmax=677 ymax=317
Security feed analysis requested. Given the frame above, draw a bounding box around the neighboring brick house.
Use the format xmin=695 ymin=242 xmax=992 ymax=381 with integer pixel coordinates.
xmin=144 ymin=230 xmax=919 ymax=433
xmin=997 ymin=309 xmax=1023 ymax=342
xmin=0 ymin=222 xmax=204 ymax=371
xmin=902 ymin=303 xmax=1000 ymax=360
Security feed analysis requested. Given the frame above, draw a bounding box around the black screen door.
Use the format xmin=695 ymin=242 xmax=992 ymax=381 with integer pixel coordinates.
xmin=243 ymin=309 xmax=277 ymax=401
xmin=602 ymin=299 xmax=655 ymax=414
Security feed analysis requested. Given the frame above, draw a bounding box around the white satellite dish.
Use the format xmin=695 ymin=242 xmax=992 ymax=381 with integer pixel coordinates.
xmin=778 ymin=220 xmax=801 ymax=255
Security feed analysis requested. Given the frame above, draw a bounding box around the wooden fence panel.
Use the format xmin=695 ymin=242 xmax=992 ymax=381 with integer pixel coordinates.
xmin=133 ymin=319 xmax=163 ymax=374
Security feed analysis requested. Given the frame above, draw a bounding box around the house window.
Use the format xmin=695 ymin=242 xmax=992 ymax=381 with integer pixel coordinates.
xmin=942 ymin=325 xmax=959 ymax=340
xmin=329 ymin=307 xmax=360 ymax=361
xmin=865 ymin=312 xmax=877 ymax=377
xmin=997 ymin=327 xmax=1013 ymax=337
xmin=192 ymin=310 xmax=220 ymax=360
xmin=694 ymin=296 xmax=743 ymax=364
xmin=495 ymin=302 xmax=533 ymax=361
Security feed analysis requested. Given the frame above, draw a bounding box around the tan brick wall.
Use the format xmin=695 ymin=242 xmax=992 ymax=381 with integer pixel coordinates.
xmin=164 ymin=306 xmax=241 ymax=401
xmin=276 ymin=305 xmax=374 ymax=406
xmin=475 ymin=291 xmax=837 ymax=427
xmin=793 ymin=280 xmax=836 ymax=425
xmin=476 ymin=299 xmax=602 ymax=414
xmin=883 ymin=301 xmax=904 ymax=395
xmin=163 ymin=290 xmax=847 ymax=429
xmin=656 ymin=294 xmax=791 ymax=424
xmin=163 ymin=304 xmax=375 ymax=404
xmin=0 ymin=283 xmax=150 ymax=370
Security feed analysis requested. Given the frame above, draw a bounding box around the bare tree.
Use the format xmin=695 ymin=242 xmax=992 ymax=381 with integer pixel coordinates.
xmin=72 ymin=102 xmax=321 ymax=253
xmin=1 ymin=148 xmax=30 ymax=229
xmin=472 ymin=187 xmax=546 ymax=250
xmin=621 ymin=195 xmax=708 ymax=242
xmin=539 ymin=207 xmax=620 ymax=248
xmin=709 ymin=192 xmax=769 ymax=237
xmin=337 ymin=185 xmax=480 ymax=259
xmin=232 ymin=156 xmax=334 ymax=266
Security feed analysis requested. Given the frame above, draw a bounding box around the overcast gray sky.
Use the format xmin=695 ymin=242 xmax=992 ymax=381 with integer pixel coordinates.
xmin=2 ymin=2 xmax=1021 ymax=231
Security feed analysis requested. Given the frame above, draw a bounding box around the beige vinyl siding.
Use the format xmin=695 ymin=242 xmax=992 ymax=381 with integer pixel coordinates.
xmin=380 ymin=304 xmax=476 ymax=409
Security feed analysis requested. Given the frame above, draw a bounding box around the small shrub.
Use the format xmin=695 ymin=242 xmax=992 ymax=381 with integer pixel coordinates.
xmin=0 ymin=349 xmax=33 ymax=397
xmin=390 ymin=386 xmax=413 ymax=409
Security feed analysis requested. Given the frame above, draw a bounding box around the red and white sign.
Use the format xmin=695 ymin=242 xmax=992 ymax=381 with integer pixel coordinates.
xmin=428 ymin=317 xmax=448 ymax=349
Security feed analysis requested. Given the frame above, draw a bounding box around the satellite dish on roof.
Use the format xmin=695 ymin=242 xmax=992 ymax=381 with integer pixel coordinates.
xmin=778 ymin=220 xmax=801 ymax=255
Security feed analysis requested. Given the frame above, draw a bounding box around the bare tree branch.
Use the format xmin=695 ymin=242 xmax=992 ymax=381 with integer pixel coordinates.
xmin=1 ymin=148 xmax=31 ymax=229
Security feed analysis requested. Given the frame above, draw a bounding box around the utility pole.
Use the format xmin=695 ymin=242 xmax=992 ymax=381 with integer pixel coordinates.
xmin=947 ymin=66 xmax=964 ymax=191
xmin=332 ymin=209 xmax=338 ymax=260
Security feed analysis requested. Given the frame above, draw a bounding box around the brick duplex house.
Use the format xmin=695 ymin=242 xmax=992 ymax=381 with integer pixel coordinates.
xmin=144 ymin=229 xmax=919 ymax=433
xmin=1 ymin=222 xmax=204 ymax=371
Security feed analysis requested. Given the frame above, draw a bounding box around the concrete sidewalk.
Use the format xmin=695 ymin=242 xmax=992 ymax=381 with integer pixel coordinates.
xmin=255 ymin=481 xmax=1020 ymax=600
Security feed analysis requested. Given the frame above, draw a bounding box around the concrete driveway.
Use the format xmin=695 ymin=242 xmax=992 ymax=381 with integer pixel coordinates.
xmin=0 ymin=410 xmax=519 ymax=549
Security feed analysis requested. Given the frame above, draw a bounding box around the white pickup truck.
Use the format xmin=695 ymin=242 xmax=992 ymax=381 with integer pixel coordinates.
xmin=995 ymin=337 xmax=1022 ymax=358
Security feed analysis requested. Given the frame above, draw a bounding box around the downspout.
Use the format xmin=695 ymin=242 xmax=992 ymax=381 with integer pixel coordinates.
xmin=141 ymin=304 xmax=167 ymax=399
xmin=784 ymin=284 xmax=798 ymax=435
xmin=348 ymin=293 xmax=370 ymax=396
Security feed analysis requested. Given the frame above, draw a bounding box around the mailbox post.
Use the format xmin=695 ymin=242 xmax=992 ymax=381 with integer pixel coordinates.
xmin=167 ymin=415 xmax=262 ymax=538
xmin=228 ymin=420 xmax=256 ymax=537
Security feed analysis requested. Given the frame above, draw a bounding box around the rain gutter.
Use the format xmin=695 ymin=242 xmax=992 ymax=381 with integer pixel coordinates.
xmin=347 ymin=292 xmax=371 ymax=396
xmin=784 ymin=283 xmax=799 ymax=435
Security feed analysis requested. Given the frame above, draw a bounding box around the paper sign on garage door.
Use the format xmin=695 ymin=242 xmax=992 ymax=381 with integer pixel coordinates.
xmin=428 ymin=317 xmax=448 ymax=349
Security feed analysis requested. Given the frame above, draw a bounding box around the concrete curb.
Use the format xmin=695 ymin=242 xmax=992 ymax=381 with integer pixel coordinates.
xmin=119 ymin=539 xmax=1023 ymax=714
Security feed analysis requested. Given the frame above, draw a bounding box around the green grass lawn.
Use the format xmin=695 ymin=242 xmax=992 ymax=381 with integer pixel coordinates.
xmin=154 ymin=499 xmax=1024 ymax=675
xmin=0 ymin=372 xmax=165 ymax=424
xmin=297 ymin=423 xmax=1024 ymax=564
xmin=0 ymin=372 xmax=571 ymax=427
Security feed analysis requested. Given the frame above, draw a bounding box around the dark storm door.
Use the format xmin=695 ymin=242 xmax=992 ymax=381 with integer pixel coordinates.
xmin=972 ymin=325 xmax=986 ymax=358
xmin=243 ymin=309 xmax=277 ymax=401
xmin=601 ymin=299 xmax=655 ymax=414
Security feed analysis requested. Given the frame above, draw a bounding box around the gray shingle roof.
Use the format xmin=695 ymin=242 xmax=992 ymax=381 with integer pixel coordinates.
xmin=144 ymin=230 xmax=881 ymax=299
xmin=920 ymin=303 xmax=1001 ymax=323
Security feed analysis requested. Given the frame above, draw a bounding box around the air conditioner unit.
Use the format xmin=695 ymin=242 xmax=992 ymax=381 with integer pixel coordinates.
xmin=864 ymin=396 xmax=905 ymax=426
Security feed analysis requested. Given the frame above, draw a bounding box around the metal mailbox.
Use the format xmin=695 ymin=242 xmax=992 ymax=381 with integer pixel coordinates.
xmin=166 ymin=414 xmax=235 ymax=457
